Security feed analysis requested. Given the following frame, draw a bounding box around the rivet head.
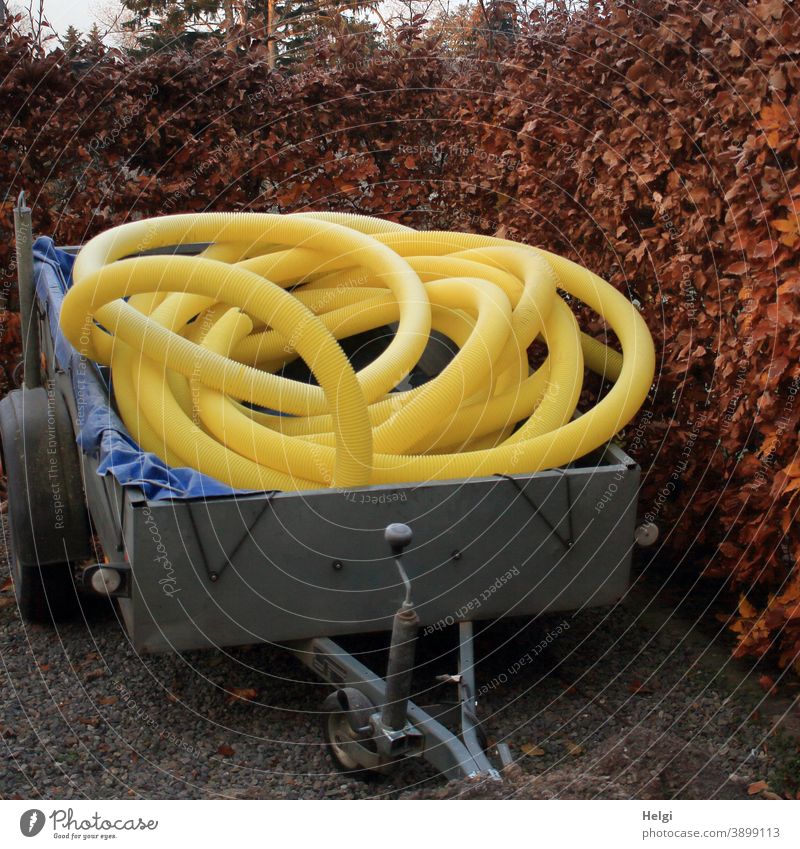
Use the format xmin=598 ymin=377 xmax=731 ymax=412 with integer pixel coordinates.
xmin=210 ymin=572 xmax=219 ymax=582
xmin=451 ymin=549 xmax=462 ymax=561
xmin=332 ymin=560 xmax=343 ymax=571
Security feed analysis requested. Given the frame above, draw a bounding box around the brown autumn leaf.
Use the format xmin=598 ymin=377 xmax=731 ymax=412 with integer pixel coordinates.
xmin=768 ymin=68 xmax=787 ymax=91
xmin=0 ymin=577 xmax=12 ymax=593
xmin=626 ymin=58 xmax=650 ymax=82
xmin=752 ymin=240 xmax=777 ymax=259
xmin=748 ymin=780 xmax=769 ymax=795
xmin=758 ymin=674 xmax=777 ymax=695
xmin=226 ymin=687 xmax=258 ymax=704
xmin=564 ymin=739 xmax=584 ymax=757
xmin=97 ymin=696 xmax=118 ymax=706
xmin=739 ymin=596 xmax=758 ymax=619
xmin=521 ymin=743 xmax=545 ymax=757
xmin=217 ymin=743 xmax=235 ymax=757
xmin=628 ymin=679 xmax=653 ymax=695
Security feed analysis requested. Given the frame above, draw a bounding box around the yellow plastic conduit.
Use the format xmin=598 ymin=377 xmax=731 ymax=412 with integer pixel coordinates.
xmin=60 ymin=212 xmax=654 ymax=491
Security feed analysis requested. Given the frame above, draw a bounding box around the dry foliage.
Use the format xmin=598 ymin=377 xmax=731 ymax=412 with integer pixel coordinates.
xmin=0 ymin=0 xmax=797 ymax=664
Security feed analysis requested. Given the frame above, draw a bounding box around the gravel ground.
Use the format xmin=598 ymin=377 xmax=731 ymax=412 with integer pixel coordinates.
xmin=1 ymin=514 xmax=792 ymax=800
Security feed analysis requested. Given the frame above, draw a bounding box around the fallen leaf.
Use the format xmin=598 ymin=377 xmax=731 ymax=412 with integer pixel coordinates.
xmin=521 ymin=743 xmax=545 ymax=757
xmin=226 ymin=687 xmax=258 ymax=704
xmin=217 ymin=743 xmax=235 ymax=757
xmin=758 ymin=674 xmax=777 ymax=695
xmin=97 ymin=696 xmax=118 ymax=706
xmin=0 ymin=577 xmax=12 ymax=592
xmin=564 ymin=739 xmax=584 ymax=757
xmin=748 ymin=780 xmax=769 ymax=795
xmin=628 ymin=679 xmax=653 ymax=695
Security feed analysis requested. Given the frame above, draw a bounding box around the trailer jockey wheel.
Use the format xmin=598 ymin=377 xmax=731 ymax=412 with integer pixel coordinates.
xmin=321 ymin=688 xmax=386 ymax=778
xmin=0 ymin=386 xmax=91 ymax=622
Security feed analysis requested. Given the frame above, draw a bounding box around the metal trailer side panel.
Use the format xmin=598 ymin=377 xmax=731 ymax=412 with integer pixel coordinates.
xmin=124 ymin=459 xmax=639 ymax=653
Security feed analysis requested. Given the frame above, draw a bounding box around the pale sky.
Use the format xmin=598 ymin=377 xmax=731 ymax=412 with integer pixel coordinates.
xmin=24 ymin=1 xmax=460 ymax=40
xmin=34 ymin=0 xmax=99 ymax=37
xmin=17 ymin=0 xmax=468 ymax=44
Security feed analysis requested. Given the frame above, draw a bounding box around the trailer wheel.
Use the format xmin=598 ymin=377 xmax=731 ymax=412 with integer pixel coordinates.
xmin=9 ymin=552 xmax=77 ymax=623
xmin=322 ymin=688 xmax=385 ymax=779
xmin=0 ymin=386 xmax=91 ymax=623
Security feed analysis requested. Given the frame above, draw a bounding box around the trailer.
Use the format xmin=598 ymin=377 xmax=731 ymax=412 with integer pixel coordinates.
xmin=0 ymin=193 xmax=645 ymax=782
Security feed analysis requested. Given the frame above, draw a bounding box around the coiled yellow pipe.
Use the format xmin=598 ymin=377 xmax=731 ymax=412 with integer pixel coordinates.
xmin=60 ymin=212 xmax=654 ymax=491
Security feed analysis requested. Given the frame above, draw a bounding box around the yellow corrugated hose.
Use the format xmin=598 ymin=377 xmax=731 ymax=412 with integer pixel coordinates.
xmin=59 ymin=212 xmax=655 ymax=491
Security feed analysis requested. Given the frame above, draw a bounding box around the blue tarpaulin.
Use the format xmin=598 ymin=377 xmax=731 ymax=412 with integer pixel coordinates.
xmin=32 ymin=237 xmax=249 ymax=501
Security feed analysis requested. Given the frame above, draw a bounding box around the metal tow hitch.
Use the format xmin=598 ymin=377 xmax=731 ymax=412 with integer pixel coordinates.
xmin=371 ymin=523 xmax=424 ymax=758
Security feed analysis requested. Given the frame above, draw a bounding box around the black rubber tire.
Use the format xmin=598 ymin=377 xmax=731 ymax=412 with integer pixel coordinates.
xmin=321 ymin=689 xmax=384 ymax=781
xmin=8 ymin=543 xmax=78 ymax=623
xmin=0 ymin=386 xmax=91 ymax=623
